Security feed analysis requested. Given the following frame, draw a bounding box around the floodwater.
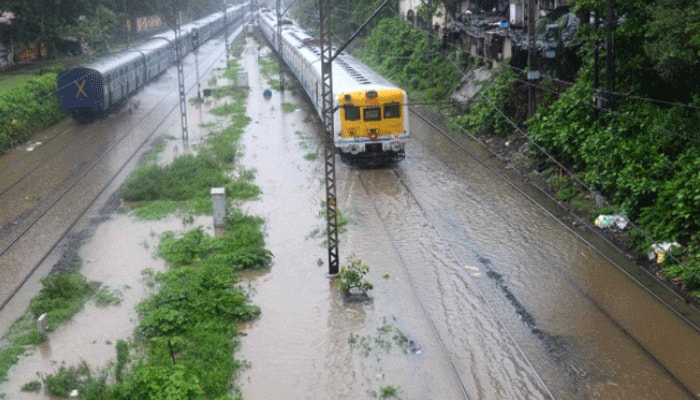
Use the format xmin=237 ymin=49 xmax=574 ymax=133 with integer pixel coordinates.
xmin=0 ymin=214 xmax=216 ymax=399
xmin=236 ymin=35 xmax=700 ymax=400
xmin=0 ymin=27 xmax=246 ymax=398
xmin=1 ymin=30 xmax=698 ymax=400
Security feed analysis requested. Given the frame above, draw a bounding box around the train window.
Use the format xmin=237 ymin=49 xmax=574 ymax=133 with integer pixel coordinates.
xmin=384 ymin=103 xmax=401 ymax=119
xmin=344 ymin=105 xmax=360 ymax=121
xmin=364 ymin=107 xmax=381 ymax=121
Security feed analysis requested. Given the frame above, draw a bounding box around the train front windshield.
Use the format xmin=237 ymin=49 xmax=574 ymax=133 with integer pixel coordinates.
xmin=339 ymin=89 xmax=406 ymax=140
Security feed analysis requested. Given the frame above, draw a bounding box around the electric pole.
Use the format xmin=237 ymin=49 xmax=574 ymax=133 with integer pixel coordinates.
xmin=319 ymin=0 xmax=339 ymax=275
xmin=427 ymin=0 xmax=433 ymax=87
xmin=276 ymin=0 xmax=285 ymax=91
xmin=604 ymin=0 xmax=614 ymax=110
xmin=591 ymin=10 xmax=600 ymax=118
xmin=148 ymin=1 xmax=189 ymax=140
xmin=223 ymin=3 xmax=230 ymax=66
xmin=527 ymin=0 xmax=538 ymax=117
xmin=318 ymin=0 xmax=391 ymax=275
xmin=193 ymin=30 xmax=201 ymax=100
xmin=175 ymin=23 xmax=189 ymax=140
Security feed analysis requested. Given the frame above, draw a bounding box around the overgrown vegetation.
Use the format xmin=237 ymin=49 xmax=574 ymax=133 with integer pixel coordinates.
xmin=356 ymin=17 xmax=466 ymax=102
xmin=338 ymin=256 xmax=373 ymax=296
xmin=0 ymin=265 xmax=113 ymax=385
xmin=38 ymin=201 xmax=270 ymax=400
xmin=1 ymin=43 xmax=271 ymax=398
xmin=28 ymin=269 xmax=94 ymax=331
xmin=0 ymin=71 xmax=64 ymax=153
xmin=345 ymin=0 xmax=700 ymax=299
xmin=34 ymin=53 xmax=271 ymax=399
xmin=521 ymin=1 xmax=700 ymax=296
xmin=120 ymin=72 xmax=258 ymax=220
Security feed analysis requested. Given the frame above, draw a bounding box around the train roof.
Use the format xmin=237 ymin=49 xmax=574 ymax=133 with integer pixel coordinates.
xmin=264 ymin=10 xmax=404 ymax=96
xmin=129 ymin=36 xmax=171 ymax=54
xmin=65 ymin=2 xmax=250 ymax=76
xmin=78 ymin=49 xmax=145 ymax=75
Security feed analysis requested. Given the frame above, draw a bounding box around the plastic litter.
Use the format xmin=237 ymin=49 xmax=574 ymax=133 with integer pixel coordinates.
xmin=594 ymin=214 xmax=628 ymax=230
xmin=648 ymin=242 xmax=681 ymax=264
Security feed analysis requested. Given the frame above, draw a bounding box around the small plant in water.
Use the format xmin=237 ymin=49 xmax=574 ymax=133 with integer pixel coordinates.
xmin=339 ymin=256 xmax=373 ymax=296
xmin=20 ymin=380 xmax=41 ymax=392
xmin=370 ymin=384 xmax=403 ymax=399
xmin=379 ymin=385 xmax=400 ymax=398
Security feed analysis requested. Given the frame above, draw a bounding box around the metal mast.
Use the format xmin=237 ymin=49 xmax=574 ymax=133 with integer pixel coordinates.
xmin=320 ymin=0 xmax=339 ymax=275
xmin=147 ymin=0 xmax=188 ymax=140
xmin=223 ymin=3 xmax=230 ymax=66
xmin=527 ymin=0 xmax=538 ymax=117
xmin=175 ymin=24 xmax=189 ymax=140
xmin=276 ymin=0 xmax=285 ymax=91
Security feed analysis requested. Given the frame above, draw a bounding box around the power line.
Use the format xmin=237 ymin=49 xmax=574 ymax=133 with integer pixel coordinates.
xmin=282 ymin=1 xmax=700 ymax=284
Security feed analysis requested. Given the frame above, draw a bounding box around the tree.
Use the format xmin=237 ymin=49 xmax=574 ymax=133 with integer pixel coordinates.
xmin=0 ymin=0 xmax=92 ymax=59
xmin=643 ymin=0 xmax=700 ymax=103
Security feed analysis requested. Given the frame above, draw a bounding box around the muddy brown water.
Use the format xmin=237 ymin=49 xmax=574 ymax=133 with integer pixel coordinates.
xmin=236 ymin=37 xmax=700 ymax=399
xmin=1 ymin=33 xmax=699 ymax=400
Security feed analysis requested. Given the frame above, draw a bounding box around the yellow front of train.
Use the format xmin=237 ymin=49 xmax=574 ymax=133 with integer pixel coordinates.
xmin=335 ymin=88 xmax=410 ymax=165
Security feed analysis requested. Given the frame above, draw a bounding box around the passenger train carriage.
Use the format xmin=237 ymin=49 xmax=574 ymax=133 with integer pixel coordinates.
xmin=258 ymin=8 xmax=409 ymax=164
xmin=57 ymin=2 xmax=250 ymax=121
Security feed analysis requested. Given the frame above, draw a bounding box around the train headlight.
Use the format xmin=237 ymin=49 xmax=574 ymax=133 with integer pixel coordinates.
xmin=369 ymin=129 xmax=378 ymax=141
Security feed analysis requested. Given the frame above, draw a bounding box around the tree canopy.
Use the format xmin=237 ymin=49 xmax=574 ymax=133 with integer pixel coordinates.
xmin=0 ymin=0 xmax=237 ymax=59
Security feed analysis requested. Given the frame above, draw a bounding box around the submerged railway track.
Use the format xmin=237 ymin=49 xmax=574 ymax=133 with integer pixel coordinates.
xmin=0 ymin=27 xmax=245 ymax=318
xmin=344 ymin=107 xmax=700 ymax=398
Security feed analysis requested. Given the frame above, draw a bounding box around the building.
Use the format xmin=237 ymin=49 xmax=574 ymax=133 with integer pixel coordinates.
xmin=398 ymin=0 xmax=572 ymax=70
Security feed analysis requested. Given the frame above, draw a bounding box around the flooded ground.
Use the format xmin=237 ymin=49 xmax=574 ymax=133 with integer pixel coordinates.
xmin=236 ymin=35 xmax=700 ymax=400
xmin=1 ymin=27 xmax=699 ymax=400
xmin=0 ymin=28 xmax=246 ymax=398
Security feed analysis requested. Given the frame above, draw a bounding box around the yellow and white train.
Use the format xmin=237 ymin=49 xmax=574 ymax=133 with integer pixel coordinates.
xmin=258 ymin=8 xmax=409 ymax=164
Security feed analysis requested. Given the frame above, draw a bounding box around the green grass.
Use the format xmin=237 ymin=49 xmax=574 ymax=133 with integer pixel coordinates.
xmin=2 ymin=35 xmax=269 ymax=399
xmin=0 ymin=74 xmax=36 ymax=92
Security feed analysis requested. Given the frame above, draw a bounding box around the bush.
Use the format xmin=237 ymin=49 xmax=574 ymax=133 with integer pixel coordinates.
xmin=0 ymin=74 xmax=64 ymax=153
xmin=339 ymin=256 xmax=373 ymax=295
xmin=28 ymin=271 xmax=93 ymax=331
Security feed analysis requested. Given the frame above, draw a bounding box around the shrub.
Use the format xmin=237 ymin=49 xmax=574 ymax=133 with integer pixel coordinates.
xmin=339 ymin=256 xmax=373 ymax=295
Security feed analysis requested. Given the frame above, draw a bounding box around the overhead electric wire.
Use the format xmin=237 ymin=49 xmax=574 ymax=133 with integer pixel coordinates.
xmin=472 ymin=86 xmax=700 ymax=287
xmin=282 ymin=1 xmax=700 ymax=294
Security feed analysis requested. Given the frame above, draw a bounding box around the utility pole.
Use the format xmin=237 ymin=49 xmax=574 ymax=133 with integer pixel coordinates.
xmin=591 ymin=10 xmax=600 ymax=119
xmin=276 ymin=0 xmax=285 ymax=91
xmin=318 ymin=0 xmax=391 ymax=275
xmin=319 ymin=0 xmax=339 ymax=275
xmin=427 ymin=0 xmax=433 ymax=87
xmin=193 ymin=30 xmax=201 ymax=100
xmin=604 ymin=0 xmax=614 ymax=110
xmin=527 ymin=0 xmax=538 ymax=117
xmin=175 ymin=24 xmax=189 ymax=140
xmin=223 ymin=3 xmax=230 ymax=66
xmin=148 ymin=1 xmax=189 ymax=140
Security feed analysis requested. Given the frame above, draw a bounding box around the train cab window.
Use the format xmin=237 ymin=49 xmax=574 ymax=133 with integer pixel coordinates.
xmin=344 ymin=105 xmax=360 ymax=121
xmin=384 ymin=103 xmax=401 ymax=119
xmin=364 ymin=107 xmax=381 ymax=121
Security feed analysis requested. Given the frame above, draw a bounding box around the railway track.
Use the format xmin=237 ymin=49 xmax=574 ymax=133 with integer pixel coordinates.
xmin=0 ymin=26 xmax=244 ymax=315
xmin=354 ymin=156 xmax=555 ymax=399
xmin=348 ymin=107 xmax=700 ymax=398
xmin=410 ymin=109 xmax=700 ymax=332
